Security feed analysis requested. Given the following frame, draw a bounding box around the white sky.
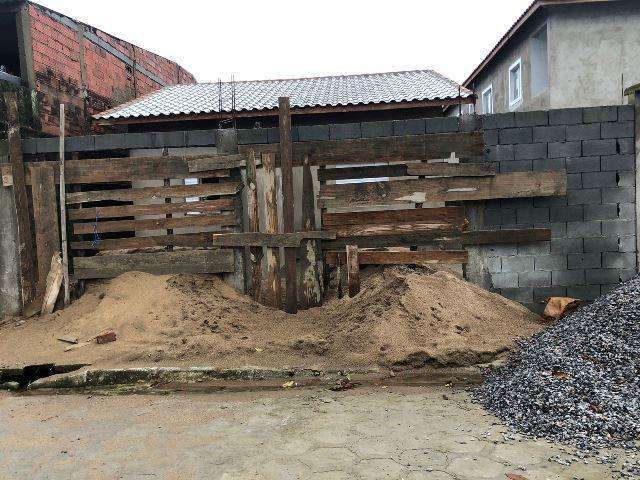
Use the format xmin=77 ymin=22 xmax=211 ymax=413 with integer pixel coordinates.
xmin=35 ymin=0 xmax=533 ymax=85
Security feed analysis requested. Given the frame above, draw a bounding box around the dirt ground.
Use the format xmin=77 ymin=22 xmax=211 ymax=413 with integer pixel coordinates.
xmin=0 ymin=266 xmax=544 ymax=371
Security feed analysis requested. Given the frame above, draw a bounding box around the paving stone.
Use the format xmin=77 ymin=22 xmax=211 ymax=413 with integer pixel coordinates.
xmin=352 ymin=458 xmax=404 ymax=479
xmin=301 ymin=447 xmax=357 ymax=472
xmin=446 ymin=456 xmax=509 ymax=479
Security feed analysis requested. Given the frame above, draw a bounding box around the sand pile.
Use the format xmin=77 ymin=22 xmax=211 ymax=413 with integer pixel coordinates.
xmin=0 ymin=267 xmax=544 ymax=371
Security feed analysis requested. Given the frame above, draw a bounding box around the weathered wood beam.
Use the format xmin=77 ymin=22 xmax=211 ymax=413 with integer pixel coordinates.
xmin=405 ymin=162 xmax=497 ymax=177
xmin=74 ymin=214 xmax=237 ymax=235
xmin=187 ymin=154 xmax=247 ymax=172
xmin=346 ymin=245 xmax=360 ymax=297
xmin=318 ymin=164 xmax=408 ymax=182
xmin=322 ymin=207 xmax=466 ymax=228
xmin=299 ymin=156 xmax=322 ymax=309
xmin=71 ymin=233 xmax=212 ymax=251
xmin=261 ymin=153 xmax=281 ymax=309
xmin=212 ymin=231 xmax=336 ymax=248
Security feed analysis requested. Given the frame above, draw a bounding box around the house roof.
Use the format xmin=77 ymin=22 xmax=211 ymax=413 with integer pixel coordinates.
xmin=463 ymin=0 xmax=621 ymax=88
xmin=95 ymin=69 xmax=473 ymax=122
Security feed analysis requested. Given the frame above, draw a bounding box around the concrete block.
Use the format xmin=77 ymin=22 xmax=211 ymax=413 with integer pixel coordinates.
xmin=424 ymin=117 xmax=459 ymax=134
xmin=187 ymin=130 xmax=217 ymax=147
xmin=298 ymin=125 xmax=330 ymax=141
xmin=487 ymin=257 xmax=502 ymax=273
xmin=549 ymin=222 xmax=568 ymax=238
xmin=483 ymin=129 xmax=499 ymax=146
xmin=94 ymin=133 xmax=126 ymax=150
xmin=154 ymin=131 xmax=187 ymax=148
xmin=330 ymin=123 xmax=362 ymax=140
xmin=602 ymin=252 xmax=636 ymax=269
xmin=494 ymin=113 xmax=516 ymax=129
xmin=602 ymin=187 xmax=635 ymax=204
xmin=500 ymin=160 xmax=532 ymax=173
xmin=548 ymin=141 xmax=581 ymax=158
xmin=618 ymin=105 xmax=635 ymax=121
xmin=237 ymin=128 xmax=268 ymax=145
xmin=581 ymin=171 xmax=617 ymax=188
xmin=617 ymin=171 xmax=635 ymax=187
xmin=602 ymin=219 xmax=636 ymax=236
xmin=482 ymin=114 xmax=498 ymax=129
xmin=551 ymin=238 xmax=584 ymax=254
xmin=502 ymin=256 xmax=535 ymax=273
xmin=517 ymin=242 xmax=551 ymax=256
xmin=567 ymin=221 xmax=602 ymax=238
xmin=393 ymin=119 xmax=425 ymax=136
xmin=566 ymin=189 xmax=601 ymax=206
xmin=534 ymin=286 xmax=567 ymax=301
xmin=618 ymin=236 xmax=637 ymax=253
xmin=567 ymin=286 xmax=601 ymax=301
xmin=600 ymin=154 xmax=635 ymax=172
xmin=584 ymin=237 xmax=619 ymax=253
xmin=583 ymin=106 xmax=618 ymax=123
xmin=266 ymin=128 xmax=280 ymax=144
xmin=514 ymin=143 xmax=547 ymax=160
xmin=550 ymin=206 xmax=583 ymax=223
xmin=534 ymin=196 xmax=568 ymax=207
xmin=519 ymin=271 xmax=552 ymax=287
xmin=584 ymin=204 xmax=618 ymax=221
xmin=67 ymin=135 xmax=96 ymax=151
xmin=21 ymin=139 xmax=37 ymax=155
xmin=517 ymin=207 xmax=550 ymax=224
xmin=361 ymin=121 xmax=393 ymax=138
xmin=620 ymin=268 xmax=637 ymax=281
xmin=460 ymin=115 xmax=482 ymax=132
xmin=485 ymin=245 xmax=519 ymax=257
xmin=501 ymin=198 xmax=534 ymax=209
xmin=535 ymin=255 xmax=568 ymax=271
xmin=515 ymin=110 xmax=549 ymax=127
xmin=499 ymin=127 xmax=532 ymax=144
xmin=552 ymin=269 xmax=586 ymax=287
xmin=601 ymin=121 xmax=634 ymax=139
xmin=617 ymin=138 xmax=635 ymax=155
xmin=533 ymin=125 xmax=566 ymax=142
xmin=567 ymin=173 xmax=583 ymax=189
xmin=500 ymin=287 xmax=534 ymax=303
xmin=549 ymin=108 xmax=582 ymax=125
xmin=582 ymin=139 xmax=617 ymax=156
xmin=491 ymin=273 xmax=518 ymax=289
xmin=533 ymin=158 xmax=565 ymax=172
xmin=566 ymin=123 xmax=601 ymax=141
xmin=36 ymin=137 xmax=59 ymax=153
xmin=586 ymin=268 xmax=620 ymax=285
xmin=566 ymin=156 xmax=600 ymax=173
xmin=568 ymin=253 xmax=602 ymax=269
xmin=618 ymin=203 xmax=635 ymax=220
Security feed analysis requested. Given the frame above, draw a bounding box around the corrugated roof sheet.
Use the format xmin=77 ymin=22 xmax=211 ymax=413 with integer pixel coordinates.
xmin=95 ymin=69 xmax=472 ymax=120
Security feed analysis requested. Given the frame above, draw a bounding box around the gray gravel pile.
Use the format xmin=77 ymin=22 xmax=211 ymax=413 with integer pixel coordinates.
xmin=475 ymin=276 xmax=640 ymax=475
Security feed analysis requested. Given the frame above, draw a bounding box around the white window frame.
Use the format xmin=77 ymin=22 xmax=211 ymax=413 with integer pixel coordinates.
xmin=481 ymin=85 xmax=493 ymax=114
xmin=508 ymin=58 xmax=523 ymax=108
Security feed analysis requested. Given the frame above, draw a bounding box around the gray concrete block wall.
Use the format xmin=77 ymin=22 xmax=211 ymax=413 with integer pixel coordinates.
xmin=482 ymin=105 xmax=637 ymax=313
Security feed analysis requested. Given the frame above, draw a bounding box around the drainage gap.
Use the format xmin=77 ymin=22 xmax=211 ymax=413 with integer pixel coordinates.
xmin=0 ymin=364 xmax=88 ymax=390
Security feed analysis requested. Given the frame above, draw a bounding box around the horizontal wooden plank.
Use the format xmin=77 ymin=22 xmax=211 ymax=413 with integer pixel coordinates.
xmin=71 ymin=233 xmax=212 ymax=251
xmin=326 ymin=250 xmax=468 ymax=266
xmin=322 ymin=224 xmax=465 ymax=250
xmin=73 ymin=250 xmax=235 ymax=279
xmin=334 ymin=221 xmax=468 ymax=238
xmin=66 ymin=181 xmax=243 ymax=204
xmin=211 ymin=231 xmax=337 ymax=248
xmin=2 ymin=156 xmax=233 ymax=185
xmin=67 ymin=198 xmax=237 ymax=221
xmin=187 ymin=154 xmax=248 ymax=172
xmin=240 ymin=131 xmax=485 ymax=167
xmin=73 ymin=214 xmax=237 ymax=234
xmin=405 ymin=162 xmax=496 ymax=177
xmin=322 ymin=207 xmax=466 ymax=228
xmin=318 ymin=171 xmax=567 ymax=208
xmin=318 ymin=164 xmax=408 ymax=182
xmin=460 ymin=229 xmax=551 ymax=245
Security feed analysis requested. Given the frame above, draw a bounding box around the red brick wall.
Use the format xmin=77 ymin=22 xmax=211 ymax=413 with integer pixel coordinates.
xmin=27 ymin=3 xmax=195 ymax=136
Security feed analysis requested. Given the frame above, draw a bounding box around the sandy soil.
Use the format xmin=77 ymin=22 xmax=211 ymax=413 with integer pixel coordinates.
xmin=0 ymin=267 xmax=544 ymax=371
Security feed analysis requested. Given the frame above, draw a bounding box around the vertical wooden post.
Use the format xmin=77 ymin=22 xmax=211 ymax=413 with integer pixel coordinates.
xmin=635 ymin=92 xmax=640 ymax=272
xmin=261 ymin=153 xmax=282 ymax=309
xmin=4 ymin=91 xmax=36 ymax=306
xmin=299 ymin=155 xmax=322 ymax=309
xmin=162 ymin=148 xmax=174 ymax=252
xmin=279 ymin=97 xmax=298 ymax=313
xmin=245 ymin=150 xmax=263 ymax=299
xmin=346 ymin=245 xmax=360 ymax=297
xmin=59 ymin=103 xmax=70 ymax=307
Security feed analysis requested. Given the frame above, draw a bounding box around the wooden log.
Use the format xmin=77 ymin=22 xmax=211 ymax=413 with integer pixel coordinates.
xmin=212 ymin=231 xmax=335 ymax=247
xmin=333 ymin=221 xmax=469 ymax=238
xmin=318 ymin=164 xmax=408 ymax=182
xmin=239 ymin=131 xmax=486 ymax=167
xmin=346 ymin=245 xmax=360 ymax=297
xmin=318 ymin=171 xmax=567 ymax=208
xmin=30 ymin=163 xmax=61 ymax=293
xmin=66 ymin=181 xmax=243 ymax=204
xmin=41 ymin=253 xmax=63 ymax=315
xmin=299 ymin=156 xmax=322 ymax=309
xmin=73 ymin=249 xmax=235 ymax=279
xmin=460 ymin=229 xmax=552 ymax=245
xmin=4 ymin=91 xmax=37 ymax=305
xmin=322 ymin=224 xmax=465 ymax=250
xmin=187 ymin=154 xmax=247 ymax=172
xmin=0 ymin=159 xmax=231 ymax=185
xmin=71 ymin=233 xmax=212 ymax=251
xmin=59 ymin=104 xmax=70 ymax=307
xmin=245 ymin=150 xmax=262 ymax=299
xmin=322 ymin=206 xmax=466 ymax=228
xmin=279 ymin=97 xmax=298 ymax=313
xmin=67 ymin=198 xmax=236 ymax=221
xmin=261 ymin=152 xmax=281 ymax=309
xmin=326 ymin=250 xmax=469 ymax=266
xmin=73 ymin=214 xmax=237 ymax=234
xmin=405 ymin=162 xmax=497 ymax=177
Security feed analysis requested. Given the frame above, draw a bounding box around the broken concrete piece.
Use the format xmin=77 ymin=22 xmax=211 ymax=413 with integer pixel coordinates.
xmin=96 ymin=330 xmax=117 ymax=345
